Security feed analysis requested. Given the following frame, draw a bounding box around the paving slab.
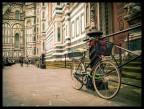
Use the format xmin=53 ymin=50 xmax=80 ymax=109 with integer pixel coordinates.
xmin=2 ymin=64 xmax=142 ymax=107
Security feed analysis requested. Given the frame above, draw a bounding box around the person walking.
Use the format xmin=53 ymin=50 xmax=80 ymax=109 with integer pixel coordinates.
xmin=25 ymin=56 xmax=29 ymax=67
xmin=19 ymin=56 xmax=23 ymax=67
xmin=3 ymin=58 xmax=5 ymax=68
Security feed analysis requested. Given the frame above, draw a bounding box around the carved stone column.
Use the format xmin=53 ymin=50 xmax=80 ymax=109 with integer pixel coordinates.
xmin=89 ymin=3 xmax=96 ymax=30
xmin=87 ymin=3 xmax=103 ymax=37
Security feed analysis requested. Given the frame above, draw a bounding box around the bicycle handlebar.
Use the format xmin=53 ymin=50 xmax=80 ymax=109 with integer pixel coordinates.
xmin=83 ymin=37 xmax=94 ymax=42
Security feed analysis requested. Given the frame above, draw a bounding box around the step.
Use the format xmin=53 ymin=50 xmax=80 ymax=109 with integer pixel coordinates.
xmin=47 ymin=63 xmax=72 ymax=66
xmin=47 ymin=63 xmax=72 ymax=65
xmin=117 ymin=62 xmax=141 ymax=67
xmin=46 ymin=61 xmax=72 ymax=63
xmin=123 ymin=66 xmax=142 ymax=72
xmin=121 ymin=77 xmax=142 ymax=88
xmin=47 ymin=64 xmax=71 ymax=67
xmin=122 ymin=71 xmax=141 ymax=80
xmin=47 ymin=66 xmax=67 ymax=69
xmin=46 ymin=62 xmax=72 ymax=65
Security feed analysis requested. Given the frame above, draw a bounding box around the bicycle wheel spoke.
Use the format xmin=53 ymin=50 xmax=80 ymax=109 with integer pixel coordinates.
xmin=71 ymin=60 xmax=84 ymax=90
xmin=92 ymin=61 xmax=121 ymax=99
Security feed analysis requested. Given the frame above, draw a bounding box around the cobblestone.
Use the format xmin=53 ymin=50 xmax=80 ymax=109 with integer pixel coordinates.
xmin=2 ymin=64 xmax=142 ymax=106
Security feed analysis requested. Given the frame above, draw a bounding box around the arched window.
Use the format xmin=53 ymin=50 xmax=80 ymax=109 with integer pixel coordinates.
xmin=37 ymin=17 xmax=39 ymax=23
xmin=37 ymin=27 xmax=38 ymax=32
xmin=57 ymin=2 xmax=60 ymax=5
xmin=42 ymin=11 xmax=45 ymax=19
xmin=43 ymin=42 xmax=45 ymax=50
xmin=57 ymin=27 xmax=60 ymax=41
xmin=42 ymin=2 xmax=45 ymax=6
xmin=15 ymin=33 xmax=19 ymax=48
xmin=15 ymin=11 xmax=20 ymax=20
xmin=3 ymin=23 xmax=10 ymax=44
xmin=42 ymin=23 xmax=45 ymax=31
xmin=15 ymin=33 xmax=19 ymax=41
xmin=26 ymin=21 xmax=32 ymax=37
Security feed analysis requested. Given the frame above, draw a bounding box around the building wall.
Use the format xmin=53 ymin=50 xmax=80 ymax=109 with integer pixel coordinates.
xmin=24 ymin=3 xmax=36 ymax=58
xmin=112 ymin=3 xmax=129 ymax=54
xmin=45 ymin=3 xmax=86 ymax=61
xmin=3 ymin=2 xmax=141 ymax=61
xmin=3 ymin=2 xmax=25 ymax=60
xmin=3 ymin=2 xmax=37 ymax=59
xmin=36 ymin=3 xmax=41 ymax=57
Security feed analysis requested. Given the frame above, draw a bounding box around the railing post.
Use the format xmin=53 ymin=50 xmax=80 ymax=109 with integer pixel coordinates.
xmin=65 ymin=54 xmax=66 ymax=68
xmin=127 ymin=33 xmax=130 ymax=51
xmin=119 ymin=44 xmax=123 ymax=76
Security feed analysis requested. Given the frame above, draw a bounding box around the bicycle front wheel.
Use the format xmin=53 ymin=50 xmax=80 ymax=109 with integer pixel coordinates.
xmin=71 ymin=59 xmax=84 ymax=90
xmin=92 ymin=61 xmax=121 ymax=99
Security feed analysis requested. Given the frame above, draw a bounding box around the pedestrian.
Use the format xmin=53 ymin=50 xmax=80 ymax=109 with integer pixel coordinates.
xmin=2 ymin=59 xmax=5 ymax=68
xmin=4 ymin=58 xmax=11 ymax=66
xmin=25 ymin=56 xmax=29 ymax=67
xmin=19 ymin=56 xmax=23 ymax=67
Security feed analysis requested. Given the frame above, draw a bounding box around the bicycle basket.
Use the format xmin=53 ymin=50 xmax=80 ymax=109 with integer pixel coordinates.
xmin=103 ymin=42 xmax=114 ymax=56
xmin=68 ymin=52 xmax=83 ymax=58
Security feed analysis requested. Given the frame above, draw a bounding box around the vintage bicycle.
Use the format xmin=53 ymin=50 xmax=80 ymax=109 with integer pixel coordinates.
xmin=70 ymin=31 xmax=141 ymax=100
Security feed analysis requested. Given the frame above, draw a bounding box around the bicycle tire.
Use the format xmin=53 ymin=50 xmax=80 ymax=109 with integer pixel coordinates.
xmin=71 ymin=59 xmax=84 ymax=90
xmin=92 ymin=60 xmax=121 ymax=99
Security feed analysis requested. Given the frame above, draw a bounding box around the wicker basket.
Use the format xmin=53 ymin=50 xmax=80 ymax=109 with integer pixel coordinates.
xmin=103 ymin=42 xmax=114 ymax=56
xmin=68 ymin=52 xmax=83 ymax=58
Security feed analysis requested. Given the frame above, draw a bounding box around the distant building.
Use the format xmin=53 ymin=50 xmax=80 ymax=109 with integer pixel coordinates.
xmin=45 ymin=3 xmax=87 ymax=61
xmin=3 ymin=2 xmax=26 ymax=59
xmin=2 ymin=2 xmax=37 ymax=60
xmin=86 ymin=2 xmax=141 ymax=56
xmin=2 ymin=2 xmax=141 ymax=61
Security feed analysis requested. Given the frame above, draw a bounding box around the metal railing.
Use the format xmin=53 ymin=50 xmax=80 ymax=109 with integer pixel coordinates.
xmin=101 ymin=24 xmax=142 ymax=88
xmin=65 ymin=25 xmax=141 ymax=88
xmin=102 ymin=25 xmax=141 ymax=39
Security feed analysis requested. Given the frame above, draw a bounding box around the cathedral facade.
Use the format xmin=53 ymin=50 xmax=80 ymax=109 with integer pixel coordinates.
xmin=3 ymin=2 xmax=37 ymax=60
xmin=2 ymin=2 xmax=141 ymax=61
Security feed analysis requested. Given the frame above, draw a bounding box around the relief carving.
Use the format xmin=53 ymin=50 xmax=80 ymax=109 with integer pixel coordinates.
xmin=124 ymin=3 xmax=141 ymax=16
xmin=89 ymin=3 xmax=97 ymax=31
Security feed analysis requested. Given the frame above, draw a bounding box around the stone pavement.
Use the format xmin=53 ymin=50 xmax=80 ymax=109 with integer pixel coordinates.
xmin=2 ymin=64 xmax=142 ymax=107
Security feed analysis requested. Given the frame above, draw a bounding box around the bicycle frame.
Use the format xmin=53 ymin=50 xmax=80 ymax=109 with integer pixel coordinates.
xmin=73 ymin=52 xmax=89 ymax=76
xmin=74 ymin=49 xmax=102 ymax=78
xmin=71 ymin=25 xmax=141 ymax=99
xmin=74 ymin=40 xmax=141 ymax=81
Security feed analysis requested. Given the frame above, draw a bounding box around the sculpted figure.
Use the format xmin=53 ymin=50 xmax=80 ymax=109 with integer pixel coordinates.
xmin=124 ymin=3 xmax=141 ymax=16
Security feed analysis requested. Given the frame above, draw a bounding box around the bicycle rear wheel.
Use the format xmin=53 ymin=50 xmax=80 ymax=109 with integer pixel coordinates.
xmin=71 ymin=59 xmax=84 ymax=90
xmin=92 ymin=61 xmax=121 ymax=99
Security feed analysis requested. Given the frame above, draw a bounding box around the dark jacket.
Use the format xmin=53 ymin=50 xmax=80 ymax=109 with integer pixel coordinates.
xmin=19 ymin=58 xmax=23 ymax=63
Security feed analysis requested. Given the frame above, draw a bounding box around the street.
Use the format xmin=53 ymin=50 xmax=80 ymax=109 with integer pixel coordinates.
xmin=2 ymin=64 xmax=142 ymax=106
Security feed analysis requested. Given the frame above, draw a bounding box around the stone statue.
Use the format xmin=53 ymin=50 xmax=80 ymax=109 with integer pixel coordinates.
xmin=131 ymin=4 xmax=141 ymax=14
xmin=124 ymin=3 xmax=141 ymax=16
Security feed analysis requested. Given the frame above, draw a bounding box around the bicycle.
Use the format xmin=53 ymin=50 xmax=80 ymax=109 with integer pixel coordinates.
xmin=70 ymin=37 xmax=121 ymax=100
